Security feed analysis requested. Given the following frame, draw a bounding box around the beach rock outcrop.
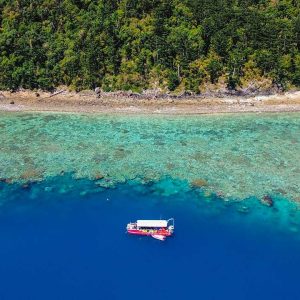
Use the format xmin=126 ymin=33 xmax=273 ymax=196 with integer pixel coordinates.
xmin=261 ymin=195 xmax=274 ymax=207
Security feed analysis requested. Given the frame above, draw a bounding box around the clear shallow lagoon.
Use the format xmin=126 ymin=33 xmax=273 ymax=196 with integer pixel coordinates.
xmin=0 ymin=112 xmax=299 ymax=200
xmin=0 ymin=112 xmax=300 ymax=299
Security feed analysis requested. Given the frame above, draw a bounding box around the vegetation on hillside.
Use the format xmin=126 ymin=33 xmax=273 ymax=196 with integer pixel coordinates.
xmin=0 ymin=0 xmax=299 ymax=93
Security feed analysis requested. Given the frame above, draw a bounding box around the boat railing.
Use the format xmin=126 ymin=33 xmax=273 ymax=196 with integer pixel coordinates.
xmin=167 ymin=218 xmax=175 ymax=228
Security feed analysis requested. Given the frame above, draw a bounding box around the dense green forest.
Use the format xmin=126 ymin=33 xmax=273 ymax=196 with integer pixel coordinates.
xmin=0 ymin=0 xmax=299 ymax=92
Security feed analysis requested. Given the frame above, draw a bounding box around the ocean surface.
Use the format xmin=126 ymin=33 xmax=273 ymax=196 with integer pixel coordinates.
xmin=0 ymin=112 xmax=300 ymax=300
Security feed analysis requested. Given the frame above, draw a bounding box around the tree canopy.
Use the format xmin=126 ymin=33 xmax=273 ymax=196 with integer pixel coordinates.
xmin=0 ymin=0 xmax=299 ymax=92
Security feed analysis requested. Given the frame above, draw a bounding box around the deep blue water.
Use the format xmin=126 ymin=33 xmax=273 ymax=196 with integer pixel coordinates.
xmin=0 ymin=176 xmax=300 ymax=300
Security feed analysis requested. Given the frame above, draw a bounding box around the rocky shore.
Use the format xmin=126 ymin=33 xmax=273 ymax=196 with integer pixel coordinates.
xmin=0 ymin=88 xmax=300 ymax=114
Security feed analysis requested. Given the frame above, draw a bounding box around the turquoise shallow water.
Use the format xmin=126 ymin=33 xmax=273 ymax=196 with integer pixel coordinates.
xmin=0 ymin=112 xmax=299 ymax=201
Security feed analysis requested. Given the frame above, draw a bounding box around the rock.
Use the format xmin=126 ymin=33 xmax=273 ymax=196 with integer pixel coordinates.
xmin=95 ymin=87 xmax=101 ymax=98
xmin=22 ymin=183 xmax=30 ymax=189
xmin=203 ymin=191 xmax=212 ymax=199
xmin=191 ymin=179 xmax=208 ymax=187
xmin=95 ymin=179 xmax=116 ymax=189
xmin=129 ymin=92 xmax=141 ymax=98
xmin=238 ymin=206 xmax=250 ymax=214
xmin=261 ymin=195 xmax=274 ymax=207
xmin=10 ymin=101 xmax=14 ymax=105
xmin=44 ymin=186 xmax=53 ymax=192
xmin=5 ymin=178 xmax=12 ymax=184
xmin=35 ymin=92 xmax=40 ymax=97
xmin=216 ymin=191 xmax=224 ymax=197
xmin=176 ymin=91 xmax=193 ymax=98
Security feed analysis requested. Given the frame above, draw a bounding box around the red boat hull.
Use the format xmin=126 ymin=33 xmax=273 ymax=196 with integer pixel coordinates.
xmin=127 ymin=229 xmax=172 ymax=237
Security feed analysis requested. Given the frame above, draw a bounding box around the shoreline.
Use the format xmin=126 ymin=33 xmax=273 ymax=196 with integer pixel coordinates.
xmin=1 ymin=90 xmax=300 ymax=115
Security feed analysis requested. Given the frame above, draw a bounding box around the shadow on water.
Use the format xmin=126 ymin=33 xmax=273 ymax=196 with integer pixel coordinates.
xmin=0 ymin=174 xmax=300 ymax=300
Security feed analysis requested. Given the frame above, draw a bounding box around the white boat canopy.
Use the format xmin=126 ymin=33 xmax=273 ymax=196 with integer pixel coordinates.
xmin=137 ymin=220 xmax=168 ymax=228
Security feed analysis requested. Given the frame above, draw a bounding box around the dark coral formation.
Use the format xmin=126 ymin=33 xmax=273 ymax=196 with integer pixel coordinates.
xmin=261 ymin=195 xmax=274 ymax=207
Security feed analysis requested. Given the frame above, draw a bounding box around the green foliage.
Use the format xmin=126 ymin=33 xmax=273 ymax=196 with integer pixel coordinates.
xmin=0 ymin=0 xmax=299 ymax=91
xmin=293 ymin=54 xmax=300 ymax=85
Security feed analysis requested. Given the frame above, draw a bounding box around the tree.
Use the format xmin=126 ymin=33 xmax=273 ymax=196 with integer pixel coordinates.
xmin=0 ymin=0 xmax=299 ymax=91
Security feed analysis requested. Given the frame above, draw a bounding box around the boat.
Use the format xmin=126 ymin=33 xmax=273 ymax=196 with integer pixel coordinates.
xmin=126 ymin=218 xmax=174 ymax=240
xmin=151 ymin=234 xmax=166 ymax=241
